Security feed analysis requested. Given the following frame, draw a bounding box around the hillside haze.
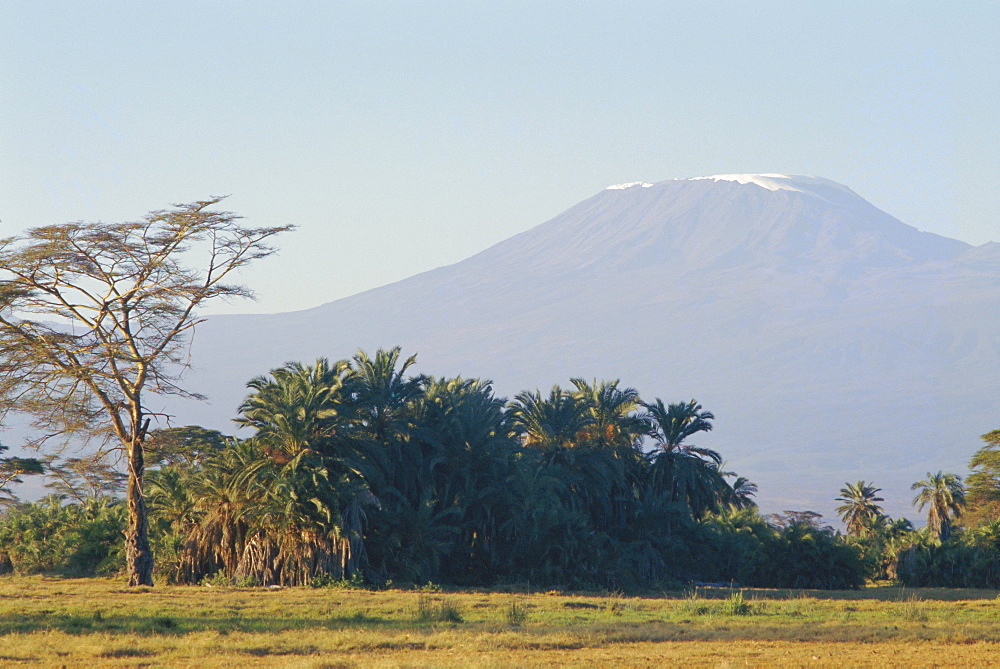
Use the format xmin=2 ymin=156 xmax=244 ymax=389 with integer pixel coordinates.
xmin=172 ymin=174 xmax=1000 ymax=521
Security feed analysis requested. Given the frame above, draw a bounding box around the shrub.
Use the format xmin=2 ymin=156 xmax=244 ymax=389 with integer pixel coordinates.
xmin=0 ymin=495 xmax=125 ymax=576
xmin=416 ymin=595 xmax=463 ymax=623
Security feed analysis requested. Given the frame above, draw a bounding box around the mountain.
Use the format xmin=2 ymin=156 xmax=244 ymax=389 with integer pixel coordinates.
xmin=169 ymin=174 xmax=1000 ymax=521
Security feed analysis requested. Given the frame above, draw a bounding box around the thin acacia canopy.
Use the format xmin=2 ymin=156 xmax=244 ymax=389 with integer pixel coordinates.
xmin=0 ymin=198 xmax=291 ymax=586
xmin=0 ymin=199 xmax=292 ymax=447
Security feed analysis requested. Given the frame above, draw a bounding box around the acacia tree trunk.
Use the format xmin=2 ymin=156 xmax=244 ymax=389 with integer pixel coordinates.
xmin=126 ymin=436 xmax=154 ymax=586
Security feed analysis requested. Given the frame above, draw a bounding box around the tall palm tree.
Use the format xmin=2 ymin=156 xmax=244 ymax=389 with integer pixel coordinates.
xmin=345 ymin=348 xmax=427 ymax=517
xmin=570 ymin=379 xmax=649 ymax=529
xmin=912 ymin=471 xmax=965 ymax=541
xmin=644 ymin=399 xmax=716 ymax=454
xmin=411 ymin=376 xmax=516 ymax=582
xmin=835 ymin=481 xmax=885 ymax=537
xmin=350 ymin=347 xmax=426 ymax=443
xmin=508 ymin=385 xmax=636 ymax=543
xmin=643 ymin=398 xmax=725 ymax=518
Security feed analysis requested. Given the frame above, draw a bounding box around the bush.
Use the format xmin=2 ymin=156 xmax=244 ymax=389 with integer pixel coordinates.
xmin=894 ymin=526 xmax=1000 ymax=588
xmin=699 ymin=510 xmax=867 ymax=589
xmin=0 ymin=495 xmax=125 ymax=576
xmin=416 ymin=595 xmax=463 ymax=623
xmin=721 ymin=591 xmax=753 ymax=616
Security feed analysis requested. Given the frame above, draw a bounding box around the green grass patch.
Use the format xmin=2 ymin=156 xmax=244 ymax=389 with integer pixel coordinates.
xmin=2 ymin=576 xmax=1000 ymax=665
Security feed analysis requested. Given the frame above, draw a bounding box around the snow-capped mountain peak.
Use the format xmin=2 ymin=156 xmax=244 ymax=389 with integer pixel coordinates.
xmin=169 ymin=175 xmax=998 ymax=522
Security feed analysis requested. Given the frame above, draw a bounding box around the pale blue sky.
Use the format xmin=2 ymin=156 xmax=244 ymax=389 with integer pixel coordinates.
xmin=2 ymin=1 xmax=997 ymax=314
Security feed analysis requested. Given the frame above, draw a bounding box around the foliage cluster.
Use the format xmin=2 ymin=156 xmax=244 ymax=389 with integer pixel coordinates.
xmin=0 ymin=495 xmax=124 ymax=576
xmin=892 ymin=521 xmax=1000 ymax=588
xmin=702 ymin=509 xmax=865 ymax=589
xmin=2 ymin=345 xmax=996 ymax=591
xmin=126 ymin=347 xmax=869 ymax=590
xmin=825 ymin=431 xmax=1000 ymax=589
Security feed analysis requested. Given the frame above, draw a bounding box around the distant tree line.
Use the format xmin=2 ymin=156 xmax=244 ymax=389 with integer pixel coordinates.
xmin=1 ymin=353 xmax=997 ymax=591
xmin=832 ymin=430 xmax=1000 ymax=588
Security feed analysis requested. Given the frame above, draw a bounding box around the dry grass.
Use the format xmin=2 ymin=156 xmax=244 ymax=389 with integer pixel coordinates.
xmin=1 ymin=576 xmax=999 ymax=666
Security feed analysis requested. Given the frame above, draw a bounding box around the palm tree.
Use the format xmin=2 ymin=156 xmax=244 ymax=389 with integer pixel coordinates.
xmin=508 ymin=386 xmax=618 ymax=522
xmin=232 ymin=358 xmax=385 ymax=585
xmin=644 ymin=399 xmax=716 ymax=454
xmin=911 ymin=471 xmax=965 ymax=541
xmin=570 ymin=379 xmax=649 ymax=529
xmin=232 ymin=446 xmax=372 ymax=586
xmin=174 ymin=356 xmax=377 ymax=586
xmin=175 ymin=439 xmax=268 ymax=583
xmin=728 ymin=475 xmax=759 ymax=510
xmin=570 ymin=378 xmax=648 ymax=451
xmin=835 ymin=481 xmax=885 ymax=537
xmin=643 ymin=398 xmax=725 ymax=517
xmin=508 ymin=384 xmax=646 ymax=549
xmin=236 ymin=358 xmax=353 ymax=460
xmin=507 ymin=386 xmax=594 ymax=451
xmin=384 ymin=375 xmax=514 ymax=583
xmin=345 ymin=348 xmax=427 ymax=517
xmin=146 ymin=467 xmax=198 ymax=536
xmin=350 ymin=347 xmax=426 ymax=443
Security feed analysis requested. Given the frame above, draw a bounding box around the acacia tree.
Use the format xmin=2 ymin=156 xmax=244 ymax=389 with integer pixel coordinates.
xmin=0 ymin=199 xmax=291 ymax=585
xmin=964 ymin=430 xmax=1000 ymax=526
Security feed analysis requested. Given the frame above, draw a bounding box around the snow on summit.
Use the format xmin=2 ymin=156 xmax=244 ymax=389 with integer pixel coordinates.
xmin=604 ymin=174 xmax=860 ymax=202
xmin=691 ymin=173 xmax=802 ymax=191
xmin=689 ymin=173 xmax=857 ymax=198
xmin=605 ymin=182 xmax=653 ymax=190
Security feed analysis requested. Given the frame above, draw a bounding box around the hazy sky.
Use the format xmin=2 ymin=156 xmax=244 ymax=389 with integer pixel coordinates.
xmin=3 ymin=2 xmax=997 ymax=315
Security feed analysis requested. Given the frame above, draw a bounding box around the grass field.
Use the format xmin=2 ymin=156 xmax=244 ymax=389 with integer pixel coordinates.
xmin=2 ymin=576 xmax=999 ymax=666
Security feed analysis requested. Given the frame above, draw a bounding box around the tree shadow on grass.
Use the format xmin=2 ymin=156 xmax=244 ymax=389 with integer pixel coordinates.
xmin=1 ymin=611 xmax=394 ymax=636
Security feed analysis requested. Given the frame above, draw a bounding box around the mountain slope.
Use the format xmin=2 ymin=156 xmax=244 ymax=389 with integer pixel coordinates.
xmin=172 ymin=174 xmax=1000 ymax=521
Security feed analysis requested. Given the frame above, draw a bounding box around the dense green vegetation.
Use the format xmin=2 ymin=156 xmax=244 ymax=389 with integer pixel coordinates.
xmin=1 ymin=347 xmax=997 ymax=592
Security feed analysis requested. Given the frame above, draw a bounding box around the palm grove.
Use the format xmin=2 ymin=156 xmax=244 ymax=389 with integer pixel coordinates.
xmin=1 ymin=202 xmax=998 ymax=590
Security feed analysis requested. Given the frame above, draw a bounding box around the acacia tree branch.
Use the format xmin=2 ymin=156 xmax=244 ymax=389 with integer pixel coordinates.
xmin=0 ymin=198 xmax=293 ymax=445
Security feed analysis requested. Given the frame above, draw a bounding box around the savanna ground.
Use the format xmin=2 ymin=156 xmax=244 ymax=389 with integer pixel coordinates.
xmin=1 ymin=576 xmax=999 ymax=667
